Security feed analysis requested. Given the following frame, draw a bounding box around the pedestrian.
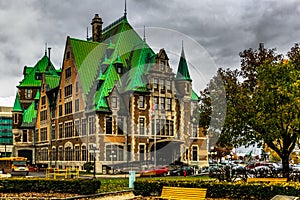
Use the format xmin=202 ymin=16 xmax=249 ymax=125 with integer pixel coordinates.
xmin=183 ymin=170 xmax=187 ymax=177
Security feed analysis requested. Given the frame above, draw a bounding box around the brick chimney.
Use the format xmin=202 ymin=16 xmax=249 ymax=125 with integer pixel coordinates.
xmin=91 ymin=14 xmax=103 ymax=42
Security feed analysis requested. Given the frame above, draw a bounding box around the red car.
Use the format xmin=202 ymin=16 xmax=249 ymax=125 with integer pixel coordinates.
xmin=140 ymin=166 xmax=168 ymax=177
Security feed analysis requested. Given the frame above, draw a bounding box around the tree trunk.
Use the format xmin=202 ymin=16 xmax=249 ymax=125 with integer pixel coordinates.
xmin=281 ymin=153 xmax=290 ymax=178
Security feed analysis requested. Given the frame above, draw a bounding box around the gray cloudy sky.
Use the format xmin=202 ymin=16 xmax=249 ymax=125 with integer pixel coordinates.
xmin=1 ymin=0 xmax=300 ymax=106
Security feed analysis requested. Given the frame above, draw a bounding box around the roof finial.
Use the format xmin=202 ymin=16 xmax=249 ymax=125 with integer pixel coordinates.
xmin=87 ymin=27 xmax=89 ymax=41
xmin=124 ymin=0 xmax=127 ymax=17
xmin=143 ymin=25 xmax=146 ymax=42
xmin=45 ymin=43 xmax=47 ymax=56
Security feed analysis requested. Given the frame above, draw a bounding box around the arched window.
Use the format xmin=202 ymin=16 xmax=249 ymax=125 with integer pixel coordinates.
xmin=65 ymin=147 xmax=73 ymax=161
xmin=81 ymin=146 xmax=87 ymax=161
xmin=75 ymin=146 xmax=80 ymax=161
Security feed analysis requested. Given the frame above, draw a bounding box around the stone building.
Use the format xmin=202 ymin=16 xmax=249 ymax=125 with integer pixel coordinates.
xmin=12 ymin=12 xmax=208 ymax=172
xmin=0 ymin=107 xmax=13 ymax=157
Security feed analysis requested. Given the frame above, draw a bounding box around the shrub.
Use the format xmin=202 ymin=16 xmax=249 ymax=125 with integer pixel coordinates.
xmin=0 ymin=178 xmax=101 ymax=195
xmin=134 ymin=179 xmax=300 ymax=199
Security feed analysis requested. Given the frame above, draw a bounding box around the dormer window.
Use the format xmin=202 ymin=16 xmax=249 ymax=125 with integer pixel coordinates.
xmin=160 ymin=60 xmax=166 ymax=71
xmin=25 ymin=89 xmax=32 ymax=99
xmin=117 ymin=66 xmax=122 ymax=74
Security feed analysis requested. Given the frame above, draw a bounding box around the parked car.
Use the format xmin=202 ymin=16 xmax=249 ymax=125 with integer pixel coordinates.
xmin=140 ymin=166 xmax=168 ymax=177
xmin=170 ymin=166 xmax=194 ymax=176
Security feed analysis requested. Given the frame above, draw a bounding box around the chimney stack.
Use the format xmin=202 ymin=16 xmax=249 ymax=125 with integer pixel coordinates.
xmin=91 ymin=14 xmax=103 ymax=43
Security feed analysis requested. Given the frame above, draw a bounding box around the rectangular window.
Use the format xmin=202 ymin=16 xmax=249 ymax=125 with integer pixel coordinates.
xmin=156 ymin=119 xmax=160 ymax=135
xmin=185 ymin=82 xmax=190 ymax=93
xmin=111 ymin=97 xmax=117 ymax=108
xmin=75 ymin=146 xmax=80 ymax=161
xmin=41 ymin=96 xmax=46 ymax=106
xmin=58 ymin=147 xmax=63 ymax=161
xmin=160 ymin=97 xmax=165 ymax=110
xmin=51 ymin=125 xmax=56 ymax=139
xmin=75 ymin=99 xmax=79 ymax=112
xmin=25 ymin=89 xmax=32 ymax=99
xmin=65 ymin=67 xmax=71 ymax=79
xmin=170 ymin=121 xmax=174 ymax=136
xmin=65 ymin=121 xmax=73 ymax=138
xmin=64 ymin=84 xmax=72 ymax=97
xmin=14 ymin=114 xmax=18 ymax=124
xmin=167 ymin=98 xmax=172 ymax=110
xmin=165 ymin=120 xmax=170 ymax=136
xmin=59 ymin=105 xmax=63 ymax=116
xmin=192 ymin=124 xmax=198 ymax=137
xmin=160 ymin=79 xmax=165 ymax=90
xmin=41 ymin=127 xmax=47 ymax=141
xmin=160 ymin=60 xmax=166 ymax=71
xmin=166 ymin=80 xmax=171 ymax=91
xmin=139 ymin=118 xmax=145 ymax=135
xmin=139 ymin=144 xmax=145 ymax=161
xmin=117 ymin=117 xmax=123 ymax=135
xmin=106 ymin=116 xmax=112 ymax=134
xmin=51 ymin=148 xmax=56 ymax=162
xmin=74 ymin=119 xmax=80 ymax=136
xmin=59 ymin=124 xmax=63 ymax=138
xmin=82 ymin=119 xmax=87 ymax=136
xmin=65 ymin=101 xmax=72 ymax=115
xmin=106 ymin=145 xmax=124 ymax=161
xmin=139 ymin=96 xmax=144 ymax=108
xmin=154 ymin=97 xmax=159 ymax=110
xmin=153 ymin=78 xmax=158 ymax=90
xmin=192 ymin=146 xmax=198 ymax=161
xmin=81 ymin=146 xmax=87 ymax=161
xmin=88 ymin=116 xmax=95 ymax=135
xmin=22 ymin=130 xmax=28 ymax=142
xmin=40 ymin=110 xmax=47 ymax=121
xmin=75 ymin=82 xmax=79 ymax=93
xmin=66 ymin=51 xmax=70 ymax=59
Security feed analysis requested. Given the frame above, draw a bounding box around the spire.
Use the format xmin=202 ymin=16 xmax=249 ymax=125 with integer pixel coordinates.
xmin=143 ymin=25 xmax=146 ymax=42
xmin=45 ymin=43 xmax=47 ymax=56
xmin=175 ymin=41 xmax=192 ymax=82
xmin=87 ymin=27 xmax=89 ymax=40
xmin=124 ymin=0 xmax=127 ymax=17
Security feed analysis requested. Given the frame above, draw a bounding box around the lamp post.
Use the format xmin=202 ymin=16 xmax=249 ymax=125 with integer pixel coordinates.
xmin=90 ymin=144 xmax=99 ymax=179
xmin=110 ymin=150 xmax=116 ymax=174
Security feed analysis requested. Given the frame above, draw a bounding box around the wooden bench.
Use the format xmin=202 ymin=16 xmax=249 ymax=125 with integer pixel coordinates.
xmin=247 ymin=177 xmax=287 ymax=183
xmin=160 ymin=186 xmax=207 ymax=200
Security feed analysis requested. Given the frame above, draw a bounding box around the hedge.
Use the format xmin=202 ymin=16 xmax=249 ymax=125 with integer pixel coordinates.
xmin=0 ymin=178 xmax=101 ymax=195
xmin=134 ymin=179 xmax=300 ymax=199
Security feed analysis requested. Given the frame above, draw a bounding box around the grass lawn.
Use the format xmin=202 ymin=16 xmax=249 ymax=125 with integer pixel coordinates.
xmin=98 ymin=175 xmax=212 ymax=193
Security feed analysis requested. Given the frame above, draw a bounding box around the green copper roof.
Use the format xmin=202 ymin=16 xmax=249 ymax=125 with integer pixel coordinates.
xmin=176 ymin=46 xmax=192 ymax=81
xmin=70 ymin=38 xmax=99 ymax=69
xmin=70 ymin=38 xmax=107 ymax=95
xmin=19 ymin=55 xmax=58 ymax=87
xmin=34 ymin=90 xmax=40 ymax=100
xmin=124 ymin=42 xmax=155 ymax=92
xmin=12 ymin=93 xmax=22 ymax=112
xmin=22 ymin=101 xmax=37 ymax=125
xmin=191 ymin=90 xmax=199 ymax=101
xmin=45 ymin=75 xmax=60 ymax=90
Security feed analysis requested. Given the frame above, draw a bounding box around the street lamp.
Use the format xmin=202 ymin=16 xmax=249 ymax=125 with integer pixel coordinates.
xmin=90 ymin=144 xmax=99 ymax=179
xmin=110 ymin=151 xmax=117 ymax=174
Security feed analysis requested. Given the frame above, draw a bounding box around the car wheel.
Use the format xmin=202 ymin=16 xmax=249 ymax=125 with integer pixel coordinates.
xmin=177 ymin=172 xmax=181 ymax=176
xmin=163 ymin=172 xmax=167 ymax=177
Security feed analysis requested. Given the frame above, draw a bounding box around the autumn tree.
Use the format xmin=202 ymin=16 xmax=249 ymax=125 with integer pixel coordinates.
xmin=201 ymin=43 xmax=300 ymax=177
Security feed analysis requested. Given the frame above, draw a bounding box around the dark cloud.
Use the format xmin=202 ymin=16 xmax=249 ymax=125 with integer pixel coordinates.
xmin=1 ymin=0 xmax=299 ymax=106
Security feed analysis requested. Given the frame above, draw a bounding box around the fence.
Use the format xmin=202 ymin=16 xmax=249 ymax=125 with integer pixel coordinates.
xmin=46 ymin=168 xmax=80 ymax=179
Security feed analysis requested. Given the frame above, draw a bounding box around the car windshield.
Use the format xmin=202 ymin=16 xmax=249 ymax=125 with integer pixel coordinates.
xmin=13 ymin=161 xmax=26 ymax=166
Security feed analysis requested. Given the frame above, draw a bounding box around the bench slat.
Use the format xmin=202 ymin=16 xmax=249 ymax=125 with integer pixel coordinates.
xmin=247 ymin=178 xmax=287 ymax=183
xmin=161 ymin=186 xmax=207 ymax=200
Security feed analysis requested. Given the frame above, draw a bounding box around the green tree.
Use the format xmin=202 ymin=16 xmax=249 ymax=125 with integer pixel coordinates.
xmin=201 ymin=44 xmax=300 ymax=177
